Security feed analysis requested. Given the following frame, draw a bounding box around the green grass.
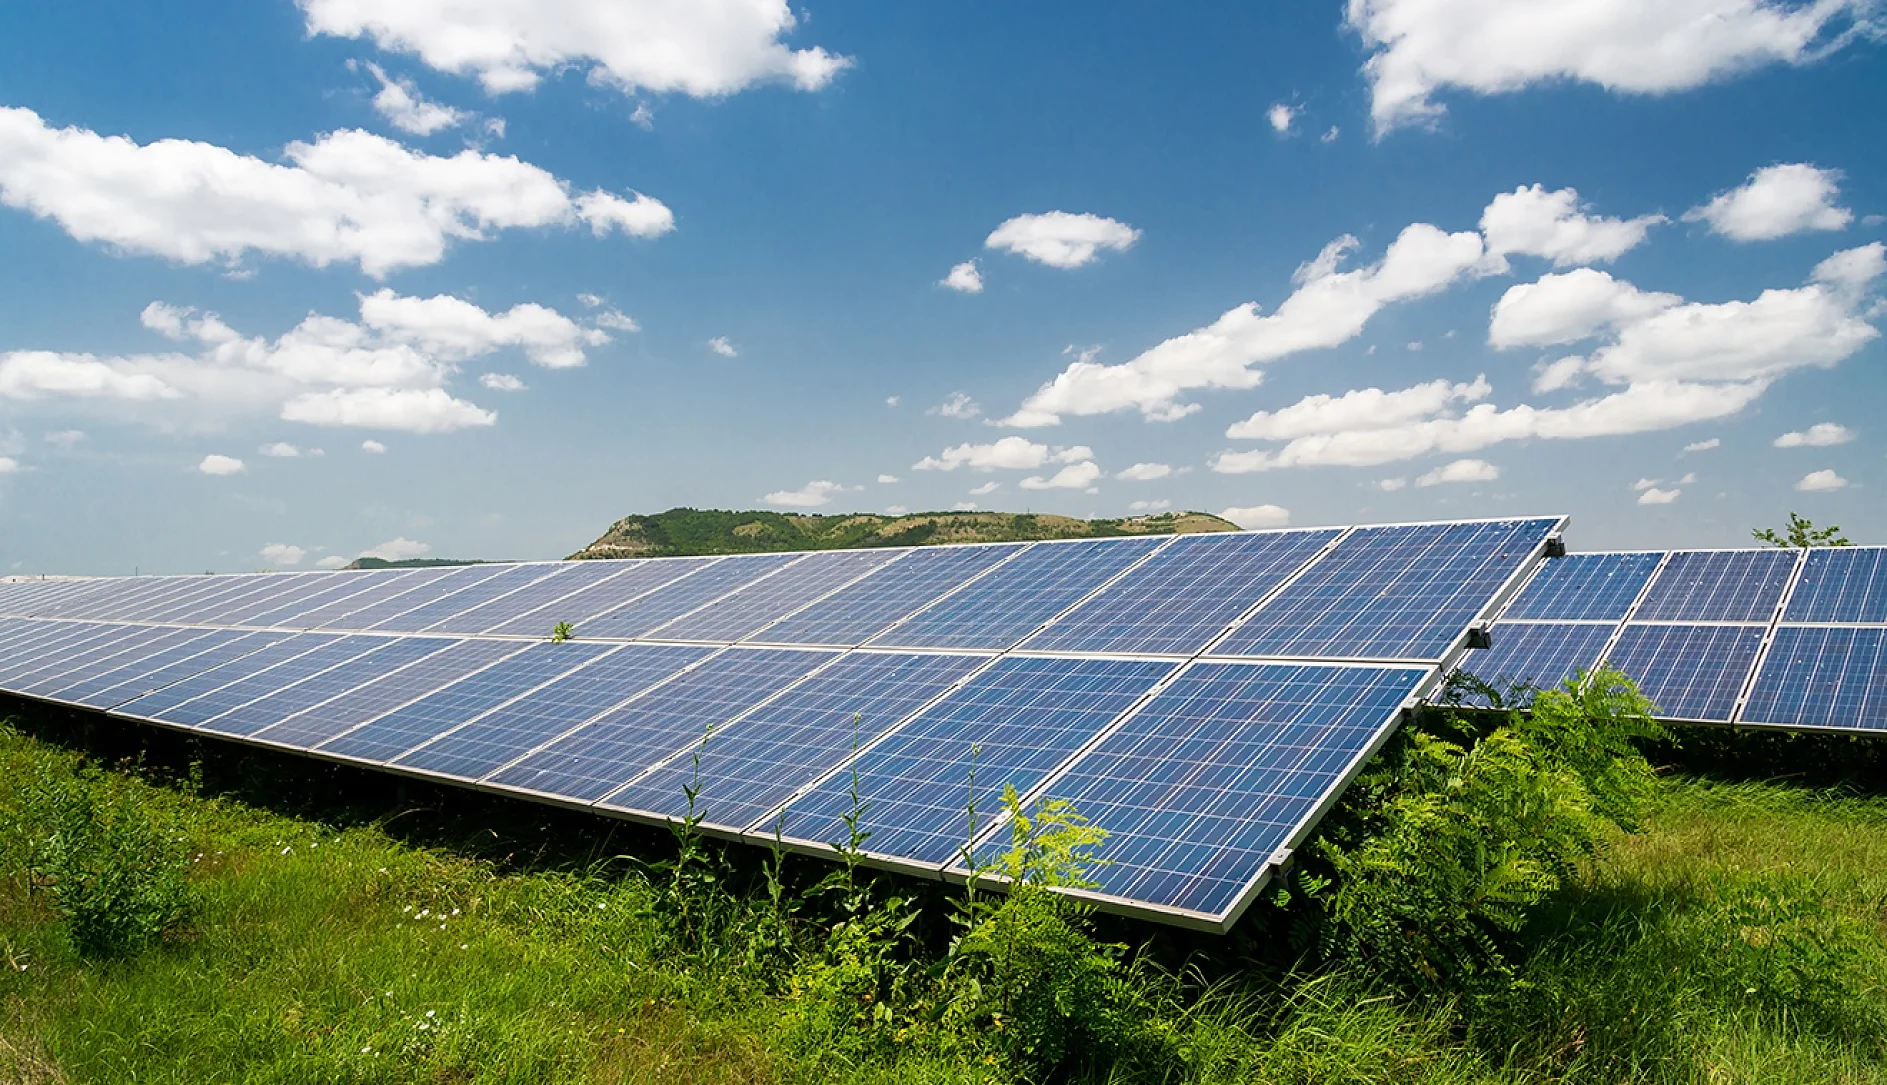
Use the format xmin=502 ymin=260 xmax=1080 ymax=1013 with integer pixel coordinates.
xmin=3 ymin=716 xmax=1885 ymax=1084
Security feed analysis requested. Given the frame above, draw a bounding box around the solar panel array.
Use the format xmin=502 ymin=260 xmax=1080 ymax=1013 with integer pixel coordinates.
xmin=1452 ymin=545 xmax=1887 ymax=732
xmin=0 ymin=517 xmax=1562 ymax=931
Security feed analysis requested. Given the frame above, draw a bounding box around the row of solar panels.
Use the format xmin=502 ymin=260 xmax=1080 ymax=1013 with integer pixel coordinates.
xmin=1454 ymin=546 xmax=1887 ymax=731
xmin=0 ymin=518 xmax=1564 ymax=931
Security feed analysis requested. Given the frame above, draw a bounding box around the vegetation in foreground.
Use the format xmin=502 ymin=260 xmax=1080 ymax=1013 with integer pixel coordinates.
xmin=3 ymin=679 xmax=1886 ymax=1084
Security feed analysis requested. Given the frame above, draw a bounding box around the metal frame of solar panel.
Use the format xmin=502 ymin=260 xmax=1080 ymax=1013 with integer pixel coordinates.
xmin=1736 ymin=545 xmax=1887 ymax=733
xmin=0 ymin=517 xmax=1569 ymax=932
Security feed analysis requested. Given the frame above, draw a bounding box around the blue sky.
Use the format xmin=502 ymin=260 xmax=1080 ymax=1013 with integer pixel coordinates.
xmin=0 ymin=1 xmax=1882 ymax=574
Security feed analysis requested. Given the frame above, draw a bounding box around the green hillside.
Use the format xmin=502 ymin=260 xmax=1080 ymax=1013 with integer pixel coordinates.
xmin=569 ymin=507 xmax=1239 ymax=559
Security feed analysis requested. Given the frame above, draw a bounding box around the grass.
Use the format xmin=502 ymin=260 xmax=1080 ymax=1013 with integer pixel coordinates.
xmin=3 ymin=708 xmax=1885 ymax=1084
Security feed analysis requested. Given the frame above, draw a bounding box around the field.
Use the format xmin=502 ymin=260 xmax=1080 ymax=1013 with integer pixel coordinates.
xmin=3 ymin=702 xmax=1885 ymax=1085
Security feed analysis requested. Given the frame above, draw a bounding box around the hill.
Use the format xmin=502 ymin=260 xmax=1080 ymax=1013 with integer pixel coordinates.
xmin=567 ymin=507 xmax=1239 ymax=559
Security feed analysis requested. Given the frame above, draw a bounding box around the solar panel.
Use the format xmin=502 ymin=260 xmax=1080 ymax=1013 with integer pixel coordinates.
xmin=601 ymin=650 xmax=989 ymax=832
xmin=1500 ymin=552 xmax=1663 ymax=622
xmin=775 ymin=656 xmax=1176 ymax=867
xmin=235 ymin=570 xmax=388 ymax=628
xmin=11 ymin=626 xmax=188 ymax=697
xmin=869 ymin=537 xmax=1169 ymax=651
xmin=196 ymin=637 xmax=463 ymax=738
xmin=1019 ymin=530 xmax=1339 ymax=656
xmin=648 ymin=549 xmax=904 ymax=643
xmin=576 ymin=554 xmax=806 ymax=640
xmin=1211 ymin=519 xmax=1560 ymax=661
xmin=756 ymin=544 xmax=1022 ymax=646
xmin=36 ymin=627 xmax=215 ymax=699
xmin=364 ymin=565 xmax=546 ymax=633
xmin=420 ymin=561 xmax=622 ymax=634
xmin=392 ymin=643 xmax=714 ymax=781
xmin=1448 ymin=622 xmax=1616 ymax=707
xmin=208 ymin=572 xmax=358 ymax=627
xmin=482 ymin=558 xmax=715 ymax=637
xmin=488 ymin=647 xmax=839 ymax=803
xmin=115 ymin=634 xmax=345 ymax=724
xmin=278 ymin=568 xmax=447 ymax=629
xmin=85 ymin=631 xmax=289 ymax=709
xmin=249 ymin=639 xmax=528 ymax=750
xmin=180 ymin=636 xmax=411 ymax=733
xmin=111 ymin=576 xmax=237 ymax=623
xmin=169 ymin=574 xmax=321 ymax=625
xmin=1740 ymin=625 xmax=1887 ymax=731
xmin=0 ymin=621 xmax=100 ymax=683
xmin=1602 ymin=623 xmax=1766 ymax=723
xmin=317 ymin=640 xmax=619 ymax=764
xmin=962 ymin=662 xmax=1425 ymax=925
xmin=1781 ymin=548 xmax=1887 ymax=624
xmin=314 ymin=566 xmax=501 ymax=632
xmin=1630 ymin=550 xmax=1798 ymax=624
xmin=3 ymin=623 xmax=167 ymax=691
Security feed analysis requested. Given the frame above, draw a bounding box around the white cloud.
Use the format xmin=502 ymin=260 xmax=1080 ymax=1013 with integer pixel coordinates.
xmin=0 ymin=107 xmax=673 ymax=278
xmin=985 ymin=212 xmax=1141 ymax=270
xmin=480 ymin=373 xmax=526 ymax=392
xmin=1115 ymin=462 xmax=1173 ymax=481
xmin=1638 ymin=487 xmax=1682 ymax=505
xmin=953 ymin=502 xmax=977 ymax=511
xmin=1005 ymin=223 xmax=1490 ymax=425
xmin=885 ymin=396 xmax=900 ymax=408
xmin=1796 ymin=469 xmax=1848 ymax=492
xmin=1683 ymin=437 xmax=1721 ymax=452
xmin=1677 ymin=472 xmax=1697 ymax=484
xmin=914 ymin=436 xmax=1093 ymax=472
xmin=1268 ymin=103 xmax=1297 ymax=134
xmin=260 ymin=543 xmax=306 ymax=566
xmin=940 ymin=260 xmax=984 ymax=294
xmin=1377 ymin=477 xmax=1408 ymax=491
xmin=1774 ymin=422 xmax=1853 ymax=447
xmin=282 ymin=388 xmax=495 ymax=433
xmin=593 ymin=308 xmax=640 ymax=332
xmin=1348 ymin=0 xmax=1880 ymax=133
xmin=315 ymin=555 xmax=351 ymax=570
xmin=763 ymin=479 xmax=858 ymax=508
xmin=44 ymin=429 xmax=85 ymax=449
xmin=1481 ymin=184 xmax=1664 ymax=266
xmin=361 ymin=439 xmax=388 ymax=454
xmin=364 ymin=62 xmax=470 ymax=135
xmin=707 ymin=336 xmax=738 ymax=358
xmin=1221 ymin=504 xmax=1290 ymax=529
xmin=968 ymin=481 xmax=1001 ymax=496
xmin=0 ymin=352 xmax=179 ymax=402
xmin=1632 ymin=477 xmax=1660 ymax=491
xmin=198 ymin=454 xmax=245 ymax=476
xmin=361 ymin=291 xmax=611 ymax=366
xmin=1019 ymin=460 xmax=1103 ymax=491
xmin=576 ymin=293 xmax=604 ymax=308
xmin=1128 ymin=499 xmax=1171 ymax=512
xmin=884 ymin=505 xmax=908 ymax=516
xmin=1406 ymin=341 xmax=1424 ymax=351
xmin=629 ymin=102 xmax=655 ymax=130
xmin=1321 ymin=125 xmax=1341 ymax=143
xmin=1812 ymin=242 xmax=1886 ymax=293
xmin=361 ymin=536 xmax=430 ymax=561
xmin=1416 ymin=458 xmax=1499 ymax=486
xmin=301 ymin=0 xmax=852 ymax=97
xmin=0 ymin=457 xmax=23 ymax=474
xmin=259 ymin=442 xmax=303 ymax=457
xmin=1228 ymin=376 xmax=1491 ymax=440
xmin=1489 ymin=269 xmax=1681 ymax=352
xmin=929 ymin=392 xmax=981 ymax=420
xmin=876 ymin=474 xmax=898 ymax=484
xmin=1685 ymin=163 xmax=1853 ymax=241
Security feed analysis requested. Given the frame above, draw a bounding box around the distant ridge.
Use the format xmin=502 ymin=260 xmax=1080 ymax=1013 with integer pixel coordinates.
xmin=568 ymin=508 xmax=1238 ymax=560
xmin=344 ymin=557 xmax=494 ymax=571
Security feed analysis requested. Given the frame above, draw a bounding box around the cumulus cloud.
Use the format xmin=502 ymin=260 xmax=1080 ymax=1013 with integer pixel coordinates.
xmin=940 ymin=260 xmax=984 ymax=293
xmin=259 ymin=442 xmax=304 ymax=457
xmin=260 ymin=543 xmax=306 ymax=566
xmin=1489 ymin=269 xmax=1681 ymax=352
xmin=361 ymin=537 xmax=430 ymax=561
xmin=480 ymin=373 xmax=526 ymax=391
xmin=364 ymin=62 xmax=471 ymax=135
xmin=0 ymin=107 xmax=674 ymax=277
xmin=929 ymin=392 xmax=981 ymax=420
xmin=1775 ymin=422 xmax=1853 ymax=447
xmin=1267 ymin=103 xmax=1297 ymax=134
xmin=282 ymin=387 xmax=495 ymax=433
xmin=1796 ymin=469 xmax=1848 ymax=492
xmin=300 ymin=0 xmax=851 ymax=97
xmin=315 ymin=555 xmax=352 ymax=569
xmin=764 ymin=479 xmax=858 ymax=508
xmin=361 ymin=439 xmax=387 ymax=453
xmin=1221 ymin=504 xmax=1290 ymax=529
xmin=1005 ymin=223 xmax=1490 ymax=425
xmin=1638 ymin=486 xmax=1682 ymax=505
xmin=359 ymin=290 xmax=608 ymax=368
xmin=1377 ymin=477 xmax=1408 ymax=491
xmin=0 ymin=456 xmax=23 ymax=474
xmin=1347 ymin=0 xmax=1880 ymax=133
xmin=198 ymin=454 xmax=245 ymax=476
xmin=968 ymin=481 xmax=1001 ymax=496
xmin=1416 ymin=458 xmax=1499 ymax=486
xmin=1228 ymin=376 xmax=1491 ymax=440
xmin=985 ymin=212 xmax=1141 ymax=269
xmin=1481 ymin=184 xmax=1664 ymax=266
xmin=1685 ymin=163 xmax=1854 ymax=241
xmin=707 ymin=336 xmax=738 ymax=358
xmin=1129 ymin=499 xmax=1171 ymax=511
xmin=593 ymin=309 xmax=640 ymax=332
xmin=1019 ymin=460 xmax=1102 ymax=491
xmin=876 ymin=474 xmax=898 ymax=484
xmin=1684 ymin=437 xmax=1721 ymax=452
xmin=44 ymin=429 xmax=85 ymax=449
xmin=1115 ymin=462 xmax=1173 ymax=481
xmin=914 ymin=437 xmax=1093 ymax=472
xmin=0 ymin=352 xmax=179 ymax=402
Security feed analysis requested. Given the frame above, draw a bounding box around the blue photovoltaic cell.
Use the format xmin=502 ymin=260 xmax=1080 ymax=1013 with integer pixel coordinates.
xmin=650 ymin=549 xmax=903 ymax=643
xmin=209 ymin=572 xmax=355 ymax=626
xmin=251 ymin=639 xmax=528 ymax=749
xmin=393 ymin=642 xmax=713 ymax=781
xmin=1501 ymin=553 xmax=1663 ymax=622
xmin=85 ymin=632 xmax=286 ymax=709
xmin=13 ymin=626 xmax=186 ymax=697
xmin=1020 ymin=530 xmax=1339 ymax=656
xmin=578 ymin=553 xmax=805 ymax=640
xmin=1450 ymin=622 xmax=1616 ymax=707
xmin=601 ymin=651 xmax=989 ymax=831
xmin=181 ymin=636 xmax=408 ymax=733
xmin=1631 ymin=550 xmax=1797 ymax=623
xmin=1741 ymin=626 xmax=1887 ymax=731
xmin=757 ymin=545 xmax=1021 ymax=646
xmin=0 ymin=621 xmax=99 ymax=682
xmin=115 ymin=577 xmax=237 ymax=623
xmin=37 ymin=628 xmax=216 ymax=699
xmin=423 ymin=561 xmax=624 ymax=634
xmin=38 ymin=581 xmax=147 ymax=620
xmin=871 ymin=537 xmax=1168 ymax=651
xmin=169 ymin=575 xmax=318 ymax=624
xmin=777 ymin=656 xmax=1176 ymax=867
xmin=116 ymin=634 xmax=343 ymax=723
xmin=1782 ymin=548 xmax=1887 ymax=624
xmin=318 ymin=640 xmax=618 ymax=763
xmin=367 ymin=565 xmax=554 ymax=633
xmin=315 ymin=567 xmax=499 ymax=631
xmin=238 ymin=571 xmax=389 ymax=627
xmin=486 ymin=558 xmax=717 ymax=637
xmin=196 ymin=637 xmax=461 ymax=737
xmin=4 ymin=624 xmax=166 ymax=691
xmin=282 ymin=569 xmax=450 ymax=629
xmin=974 ymin=663 xmax=1425 ymax=919
xmin=1212 ymin=519 xmax=1558 ymax=662
xmin=489 ymin=648 xmax=836 ymax=803
xmin=58 ymin=580 xmax=185 ymax=621
xmin=1603 ymin=623 xmax=1766 ymax=722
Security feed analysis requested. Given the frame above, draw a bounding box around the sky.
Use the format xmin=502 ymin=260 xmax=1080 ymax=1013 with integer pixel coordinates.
xmin=0 ymin=1 xmax=1882 ymax=575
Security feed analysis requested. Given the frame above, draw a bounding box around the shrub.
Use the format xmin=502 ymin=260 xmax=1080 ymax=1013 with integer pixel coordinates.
xmin=13 ymin=761 xmax=195 ymax=958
